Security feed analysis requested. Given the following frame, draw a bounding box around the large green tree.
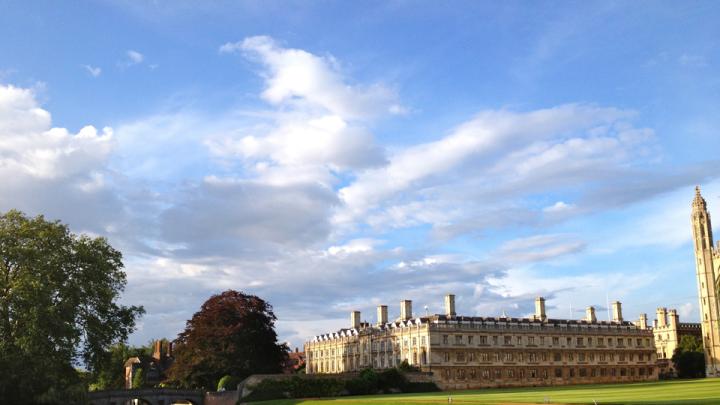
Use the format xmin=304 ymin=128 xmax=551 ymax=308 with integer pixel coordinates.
xmin=672 ymin=335 xmax=706 ymax=378
xmin=0 ymin=210 xmax=144 ymax=404
xmin=166 ymin=290 xmax=288 ymax=389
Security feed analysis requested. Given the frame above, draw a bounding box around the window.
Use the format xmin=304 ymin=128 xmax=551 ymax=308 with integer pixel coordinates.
xmin=598 ymin=337 xmax=604 ymax=346
xmin=480 ymin=352 xmax=489 ymax=362
xmin=530 ymin=369 xmax=537 ymax=378
xmin=480 ymin=335 xmax=488 ymax=345
xmin=579 ymin=368 xmax=587 ymax=377
xmin=566 ymin=337 xmax=572 ymax=346
xmin=504 ymin=336 xmax=511 ymax=345
xmin=443 ymin=335 xmax=449 ymax=344
xmin=553 ymin=337 xmax=560 ymax=345
xmin=554 ymin=353 xmax=561 ymax=362
xmin=516 ymin=336 xmax=522 ymax=345
xmin=577 ymin=337 xmax=584 ymax=346
xmin=493 ymin=336 xmax=499 ymax=345
xmin=588 ymin=337 xmax=593 ymax=346
xmin=540 ymin=336 xmax=545 ymax=345
xmin=455 ymin=335 xmax=463 ymax=344
xmin=636 ymin=338 xmax=642 ymax=347
xmin=422 ymin=336 xmax=426 ymax=345
xmin=504 ymin=352 xmax=514 ymax=362
xmin=555 ymin=368 xmax=563 ymax=378
xmin=468 ymin=335 xmax=474 ymax=344
xmin=528 ymin=336 xmax=535 ymax=345
xmin=579 ymin=353 xmax=585 ymax=362
xmin=412 ymin=337 xmax=417 ymax=346
xmin=457 ymin=352 xmax=465 ymax=362
xmin=444 ymin=352 xmax=450 ymax=362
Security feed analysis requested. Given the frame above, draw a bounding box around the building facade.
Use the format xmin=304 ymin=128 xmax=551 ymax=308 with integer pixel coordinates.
xmin=652 ymin=307 xmax=702 ymax=361
xmin=691 ymin=186 xmax=720 ymax=377
xmin=305 ymin=295 xmax=657 ymax=389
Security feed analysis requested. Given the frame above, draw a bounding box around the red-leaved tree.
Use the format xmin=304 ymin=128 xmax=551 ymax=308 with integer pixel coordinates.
xmin=166 ymin=290 xmax=288 ymax=389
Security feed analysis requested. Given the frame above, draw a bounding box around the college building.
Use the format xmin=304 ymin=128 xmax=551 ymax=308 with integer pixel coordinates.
xmin=305 ymin=295 xmax=657 ymax=389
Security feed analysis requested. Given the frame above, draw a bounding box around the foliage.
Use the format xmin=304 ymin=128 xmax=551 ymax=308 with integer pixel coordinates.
xmin=678 ymin=334 xmax=704 ymax=352
xmin=166 ymin=290 xmax=288 ymax=389
xmin=89 ymin=342 xmax=151 ymax=390
xmin=244 ymin=376 xmax=346 ymax=402
xmin=218 ymin=375 xmax=242 ymax=391
xmin=0 ymin=210 xmax=144 ymax=404
xmin=398 ymin=359 xmax=420 ymax=372
xmin=672 ymin=335 xmax=706 ymax=378
xmin=243 ymin=367 xmax=436 ymax=401
xmin=131 ymin=367 xmax=146 ymax=389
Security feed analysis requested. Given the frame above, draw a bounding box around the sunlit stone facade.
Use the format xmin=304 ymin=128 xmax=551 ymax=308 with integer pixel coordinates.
xmin=305 ymin=296 xmax=657 ymax=389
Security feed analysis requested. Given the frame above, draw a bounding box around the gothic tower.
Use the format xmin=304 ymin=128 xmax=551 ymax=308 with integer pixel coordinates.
xmin=691 ymin=186 xmax=720 ymax=376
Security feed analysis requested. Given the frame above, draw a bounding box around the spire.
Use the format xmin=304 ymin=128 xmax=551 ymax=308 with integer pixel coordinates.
xmin=693 ymin=185 xmax=707 ymax=211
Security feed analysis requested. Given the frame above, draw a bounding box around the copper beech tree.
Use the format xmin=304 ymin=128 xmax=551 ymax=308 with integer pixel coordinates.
xmin=167 ymin=290 xmax=288 ymax=389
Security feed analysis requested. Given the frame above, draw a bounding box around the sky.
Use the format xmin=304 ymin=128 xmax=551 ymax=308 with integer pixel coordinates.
xmin=1 ymin=1 xmax=720 ymax=349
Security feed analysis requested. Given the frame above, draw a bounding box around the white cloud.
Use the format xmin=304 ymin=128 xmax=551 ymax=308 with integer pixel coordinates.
xmin=222 ymin=36 xmax=403 ymax=119
xmin=83 ymin=64 xmax=102 ymax=77
xmin=544 ymin=201 xmax=575 ymax=213
xmin=335 ymin=104 xmax=644 ymax=227
xmin=127 ymin=50 xmax=144 ymax=64
xmin=0 ymin=84 xmax=124 ymax=236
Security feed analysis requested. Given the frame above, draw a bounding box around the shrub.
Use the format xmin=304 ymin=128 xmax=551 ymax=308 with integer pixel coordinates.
xmin=217 ymin=375 xmax=241 ymax=391
xmin=243 ymin=376 xmax=345 ymax=402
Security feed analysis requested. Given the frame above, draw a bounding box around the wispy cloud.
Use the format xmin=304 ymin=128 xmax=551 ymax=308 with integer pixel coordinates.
xmin=82 ymin=64 xmax=102 ymax=77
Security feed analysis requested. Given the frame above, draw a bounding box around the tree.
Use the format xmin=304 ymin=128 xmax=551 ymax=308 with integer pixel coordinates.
xmin=672 ymin=335 xmax=706 ymax=378
xmin=131 ymin=367 xmax=147 ymax=389
xmin=0 ymin=210 xmax=144 ymax=404
xmin=89 ymin=342 xmax=151 ymax=391
xmin=166 ymin=290 xmax=288 ymax=389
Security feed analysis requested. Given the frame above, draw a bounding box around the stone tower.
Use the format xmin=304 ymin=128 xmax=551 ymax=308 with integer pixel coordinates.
xmin=691 ymin=186 xmax=720 ymax=376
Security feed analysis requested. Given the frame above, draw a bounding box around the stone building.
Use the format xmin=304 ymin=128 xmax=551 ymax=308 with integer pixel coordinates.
xmin=124 ymin=340 xmax=174 ymax=389
xmin=651 ymin=307 xmax=701 ymax=364
xmin=305 ymin=295 xmax=657 ymax=389
xmin=691 ymin=186 xmax=720 ymax=377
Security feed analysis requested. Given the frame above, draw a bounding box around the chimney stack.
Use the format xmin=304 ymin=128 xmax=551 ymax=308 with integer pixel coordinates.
xmin=669 ymin=309 xmax=679 ymax=329
xmin=638 ymin=313 xmax=648 ymax=330
xmin=535 ymin=297 xmax=547 ymax=322
xmin=351 ymin=311 xmax=361 ymax=329
xmin=400 ymin=300 xmax=413 ymax=321
xmin=445 ymin=294 xmax=456 ymax=317
xmin=612 ymin=301 xmax=623 ymax=323
xmin=152 ymin=340 xmax=162 ymax=361
xmin=656 ymin=307 xmax=667 ymax=327
xmin=586 ymin=306 xmax=597 ymax=323
xmin=377 ymin=305 xmax=388 ymax=325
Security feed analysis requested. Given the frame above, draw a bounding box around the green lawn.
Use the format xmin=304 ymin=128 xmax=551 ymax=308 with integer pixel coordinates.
xmin=247 ymin=379 xmax=720 ymax=404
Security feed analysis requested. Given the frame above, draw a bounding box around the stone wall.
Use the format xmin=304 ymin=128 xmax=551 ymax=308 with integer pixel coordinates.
xmin=204 ymin=390 xmax=239 ymax=405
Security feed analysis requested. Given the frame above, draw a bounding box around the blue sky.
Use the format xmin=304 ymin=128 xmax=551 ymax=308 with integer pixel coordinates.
xmin=1 ymin=1 xmax=719 ymax=348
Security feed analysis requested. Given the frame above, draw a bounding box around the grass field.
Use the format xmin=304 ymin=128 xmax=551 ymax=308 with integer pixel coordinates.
xmin=248 ymin=378 xmax=720 ymax=404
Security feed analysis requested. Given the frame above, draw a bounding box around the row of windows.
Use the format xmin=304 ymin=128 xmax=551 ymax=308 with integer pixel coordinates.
xmin=441 ymin=334 xmax=651 ymax=348
xmin=440 ymin=366 xmax=655 ymax=381
xmin=440 ymin=351 xmax=652 ymax=363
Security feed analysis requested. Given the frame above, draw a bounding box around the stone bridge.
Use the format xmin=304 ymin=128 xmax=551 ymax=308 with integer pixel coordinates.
xmin=87 ymin=388 xmax=204 ymax=405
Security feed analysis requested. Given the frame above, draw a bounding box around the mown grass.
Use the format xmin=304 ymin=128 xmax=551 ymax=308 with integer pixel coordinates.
xmin=246 ymin=378 xmax=720 ymax=404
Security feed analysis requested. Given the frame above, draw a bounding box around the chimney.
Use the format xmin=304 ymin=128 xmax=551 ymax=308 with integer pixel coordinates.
xmin=400 ymin=300 xmax=413 ymax=321
xmin=351 ymin=311 xmax=361 ymax=329
xmin=377 ymin=305 xmax=388 ymax=325
xmin=612 ymin=301 xmax=623 ymax=323
xmin=167 ymin=341 xmax=173 ymax=358
xmin=638 ymin=313 xmax=648 ymax=330
xmin=152 ymin=340 xmax=162 ymax=361
xmin=656 ymin=307 xmax=667 ymax=327
xmin=586 ymin=306 xmax=597 ymax=323
xmin=444 ymin=294 xmax=456 ymax=317
xmin=535 ymin=297 xmax=547 ymax=322
xmin=295 ymin=347 xmax=299 ymax=353
xmin=669 ymin=309 xmax=679 ymax=329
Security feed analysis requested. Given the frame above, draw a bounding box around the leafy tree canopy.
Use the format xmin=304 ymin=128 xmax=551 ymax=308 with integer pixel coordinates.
xmin=166 ymin=290 xmax=288 ymax=389
xmin=0 ymin=210 xmax=144 ymax=404
xmin=672 ymin=335 xmax=706 ymax=379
